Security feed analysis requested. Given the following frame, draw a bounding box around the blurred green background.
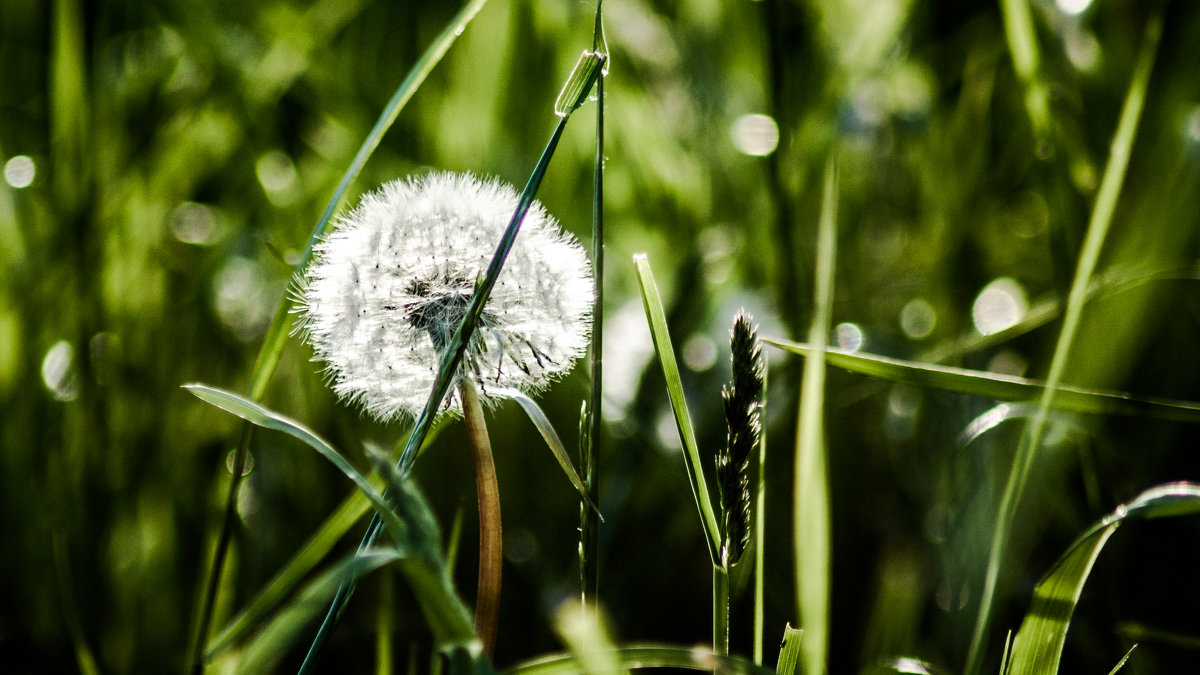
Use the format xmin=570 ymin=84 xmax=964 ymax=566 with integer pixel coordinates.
xmin=3 ymin=0 xmax=1200 ymax=672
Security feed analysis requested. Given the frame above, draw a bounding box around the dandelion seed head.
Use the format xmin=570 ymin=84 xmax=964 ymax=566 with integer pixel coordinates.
xmin=295 ymin=172 xmax=594 ymax=421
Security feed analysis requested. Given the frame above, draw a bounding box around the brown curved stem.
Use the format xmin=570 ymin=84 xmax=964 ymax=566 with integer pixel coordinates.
xmin=460 ymin=380 xmax=501 ymax=657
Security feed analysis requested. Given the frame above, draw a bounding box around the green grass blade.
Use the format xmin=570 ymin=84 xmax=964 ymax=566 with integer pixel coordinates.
xmin=498 ymin=388 xmax=600 ymax=516
xmin=1106 ymin=645 xmax=1137 ymax=675
xmin=360 ymin=447 xmax=483 ymax=660
xmin=1000 ymin=0 xmax=1051 ymax=142
xmin=966 ymin=14 xmax=1163 ymax=673
xmin=753 ymin=365 xmax=768 ymax=666
xmin=235 ymin=550 xmax=404 ymax=675
xmin=1006 ymin=483 xmax=1200 ymax=675
xmin=582 ymin=0 xmax=607 ymax=612
xmin=776 ymin=624 xmax=804 ymax=675
xmin=794 ymin=155 xmax=838 ymax=675
xmin=633 ymin=254 xmax=722 ymax=564
xmin=205 ymin=485 xmax=375 ymax=659
xmin=763 ymin=340 xmax=1200 ymax=423
xmin=504 ymin=643 xmax=775 ymax=674
xmin=184 ymin=384 xmax=410 ymax=544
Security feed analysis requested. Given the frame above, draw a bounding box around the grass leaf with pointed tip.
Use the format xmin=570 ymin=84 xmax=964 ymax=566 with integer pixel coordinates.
xmin=495 ymin=388 xmax=601 ymax=519
xmin=633 ymin=254 xmax=721 ymax=564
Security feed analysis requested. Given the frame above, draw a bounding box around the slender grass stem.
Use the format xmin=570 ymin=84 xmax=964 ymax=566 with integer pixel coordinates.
xmin=582 ymin=0 xmax=606 ymax=613
xmin=460 ymin=380 xmax=502 ymax=657
xmin=714 ymin=565 xmax=730 ymax=656
xmin=794 ymin=155 xmax=838 ymax=675
xmin=963 ymin=12 xmax=1162 ymax=674
xmin=753 ymin=367 xmax=767 ymax=666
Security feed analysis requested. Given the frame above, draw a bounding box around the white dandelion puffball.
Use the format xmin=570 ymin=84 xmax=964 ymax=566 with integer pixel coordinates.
xmin=296 ymin=172 xmax=594 ymax=421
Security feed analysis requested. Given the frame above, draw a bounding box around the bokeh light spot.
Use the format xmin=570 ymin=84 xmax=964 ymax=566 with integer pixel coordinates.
xmin=170 ymin=202 xmax=221 ymax=245
xmin=731 ymin=114 xmax=779 ymax=156
xmin=1056 ymin=0 xmax=1093 ymax=15
xmin=972 ymin=277 xmax=1028 ymax=336
xmin=41 ymin=340 xmax=80 ymax=401
xmin=835 ymin=322 xmax=864 ymax=351
xmin=900 ymin=298 xmax=937 ymax=339
xmin=3 ymin=155 xmax=35 ymax=188
xmin=682 ymin=332 xmax=718 ymax=371
xmin=256 ymin=150 xmax=300 ymax=206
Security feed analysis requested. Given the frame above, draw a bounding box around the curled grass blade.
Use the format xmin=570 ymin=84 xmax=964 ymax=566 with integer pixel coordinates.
xmin=633 ymin=254 xmax=721 ymax=564
xmin=793 ymin=155 xmax=837 ymax=675
xmin=1005 ymin=483 xmax=1200 ymax=675
xmin=763 ymin=340 xmax=1200 ymax=423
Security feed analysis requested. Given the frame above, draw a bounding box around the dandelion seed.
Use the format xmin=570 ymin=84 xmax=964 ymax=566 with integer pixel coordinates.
xmin=295 ymin=172 xmax=594 ymax=421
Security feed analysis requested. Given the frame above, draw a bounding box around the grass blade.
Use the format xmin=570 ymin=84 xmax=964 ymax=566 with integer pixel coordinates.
xmin=235 ymin=550 xmax=403 ymax=675
xmin=184 ymin=384 xmax=410 ymax=544
xmin=633 ymin=254 xmax=722 ymax=564
xmin=205 ymin=485 xmax=375 ymax=659
xmin=1106 ymin=645 xmax=1137 ymax=675
xmin=794 ymin=155 xmax=838 ymax=675
xmin=1006 ymin=483 xmax=1200 ymax=675
xmin=763 ymin=340 xmax=1200 ymax=423
xmin=498 ymin=388 xmax=600 ymax=516
xmin=966 ymin=14 xmax=1163 ymax=672
xmin=776 ymin=624 xmax=804 ymax=675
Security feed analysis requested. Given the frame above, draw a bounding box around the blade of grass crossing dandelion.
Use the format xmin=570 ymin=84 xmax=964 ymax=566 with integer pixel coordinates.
xmin=1005 ymin=484 xmax=1200 ymax=675
xmin=794 ymin=156 xmax=838 ymax=675
xmin=190 ymin=2 xmax=490 ymax=670
xmin=303 ymin=46 xmax=603 ymax=672
xmin=633 ymin=254 xmax=722 ymax=562
xmin=965 ymin=14 xmax=1163 ymax=674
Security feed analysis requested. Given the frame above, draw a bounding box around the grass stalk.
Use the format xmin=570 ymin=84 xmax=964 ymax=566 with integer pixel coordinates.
xmin=714 ymin=565 xmax=730 ymax=656
xmin=461 ymin=380 xmax=502 ymax=657
xmin=582 ymin=0 xmax=606 ymax=612
xmin=753 ymin=366 xmax=767 ymax=666
xmin=793 ymin=155 xmax=838 ymax=675
xmin=963 ymin=12 xmax=1163 ymax=674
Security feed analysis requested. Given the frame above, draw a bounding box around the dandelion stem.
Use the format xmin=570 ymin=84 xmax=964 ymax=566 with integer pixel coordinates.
xmin=460 ymin=379 xmax=502 ymax=657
